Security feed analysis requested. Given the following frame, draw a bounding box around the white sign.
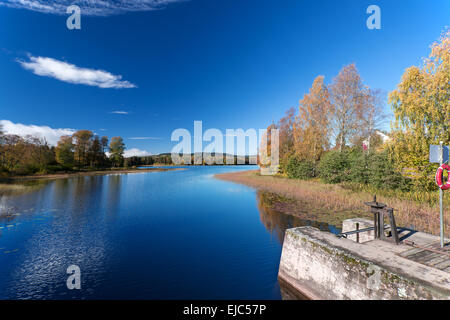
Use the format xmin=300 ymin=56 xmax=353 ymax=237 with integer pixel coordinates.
xmin=429 ymin=145 xmax=449 ymax=163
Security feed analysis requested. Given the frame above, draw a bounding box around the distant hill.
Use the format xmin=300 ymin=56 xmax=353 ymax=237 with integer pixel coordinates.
xmin=125 ymin=152 xmax=258 ymax=166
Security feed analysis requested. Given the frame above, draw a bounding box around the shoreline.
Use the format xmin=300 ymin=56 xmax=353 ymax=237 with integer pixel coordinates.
xmin=1 ymin=167 xmax=184 ymax=182
xmin=215 ymin=170 xmax=449 ymax=236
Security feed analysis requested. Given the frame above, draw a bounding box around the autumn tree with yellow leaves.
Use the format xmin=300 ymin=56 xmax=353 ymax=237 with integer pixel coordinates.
xmin=294 ymin=75 xmax=334 ymax=161
xmin=389 ymin=30 xmax=450 ymax=189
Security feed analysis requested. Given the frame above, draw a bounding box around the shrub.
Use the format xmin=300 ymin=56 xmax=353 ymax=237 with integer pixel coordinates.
xmin=348 ymin=149 xmax=370 ymax=184
xmin=368 ymin=151 xmax=411 ymax=191
xmin=279 ymin=152 xmax=294 ymax=175
xmin=286 ymin=155 xmax=316 ymax=179
xmin=318 ymin=150 xmax=350 ymax=183
xmin=45 ymin=164 xmax=68 ymax=173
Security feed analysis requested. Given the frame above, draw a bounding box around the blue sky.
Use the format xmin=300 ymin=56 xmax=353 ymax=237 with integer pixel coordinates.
xmin=0 ymin=0 xmax=449 ymax=156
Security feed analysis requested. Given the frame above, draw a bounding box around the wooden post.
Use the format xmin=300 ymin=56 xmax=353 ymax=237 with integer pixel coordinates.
xmin=373 ymin=212 xmax=378 ymax=238
xmin=379 ymin=211 xmax=385 ymax=240
xmin=387 ymin=208 xmax=399 ymax=245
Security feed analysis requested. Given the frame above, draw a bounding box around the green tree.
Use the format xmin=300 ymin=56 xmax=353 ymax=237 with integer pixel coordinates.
xmin=318 ymin=150 xmax=350 ymax=183
xmin=89 ymin=135 xmax=103 ymax=168
xmin=286 ymin=155 xmax=317 ymax=179
xmin=101 ymin=136 xmax=109 ymax=153
xmin=73 ymin=130 xmax=93 ymax=167
xmin=278 ymin=107 xmax=296 ymax=174
xmin=368 ymin=151 xmax=410 ymax=191
xmin=347 ymin=149 xmax=370 ymax=184
xmin=27 ymin=137 xmax=54 ymax=173
xmin=55 ymin=135 xmax=75 ymax=168
xmin=109 ymin=136 xmax=125 ymax=167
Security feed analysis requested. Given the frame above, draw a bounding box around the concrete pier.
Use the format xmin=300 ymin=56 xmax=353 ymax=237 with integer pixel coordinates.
xmin=278 ymin=224 xmax=450 ymax=300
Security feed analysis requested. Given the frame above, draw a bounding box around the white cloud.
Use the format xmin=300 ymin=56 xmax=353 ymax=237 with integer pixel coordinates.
xmin=0 ymin=120 xmax=76 ymax=146
xmin=18 ymin=55 xmax=136 ymax=89
xmin=129 ymin=137 xmax=160 ymax=140
xmin=0 ymin=0 xmax=185 ymax=16
xmin=124 ymin=148 xmax=151 ymax=157
xmin=110 ymin=111 xmax=129 ymax=115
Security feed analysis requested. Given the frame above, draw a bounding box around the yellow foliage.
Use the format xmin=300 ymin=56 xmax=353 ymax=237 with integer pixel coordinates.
xmin=389 ymin=29 xmax=450 ymax=189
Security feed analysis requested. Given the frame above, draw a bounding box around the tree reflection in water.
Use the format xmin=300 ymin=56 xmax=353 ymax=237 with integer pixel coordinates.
xmin=256 ymin=191 xmax=341 ymax=245
xmin=256 ymin=191 xmax=341 ymax=300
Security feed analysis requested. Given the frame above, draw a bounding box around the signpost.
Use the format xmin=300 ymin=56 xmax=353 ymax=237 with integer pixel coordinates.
xmin=430 ymin=142 xmax=449 ymax=247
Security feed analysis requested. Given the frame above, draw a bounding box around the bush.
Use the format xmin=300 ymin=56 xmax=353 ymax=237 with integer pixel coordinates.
xmin=284 ymin=147 xmax=418 ymax=192
xmin=348 ymin=149 xmax=370 ymax=184
xmin=286 ymin=155 xmax=316 ymax=179
xmin=45 ymin=164 xmax=69 ymax=173
xmin=279 ymin=152 xmax=294 ymax=175
xmin=368 ymin=151 xmax=411 ymax=191
xmin=13 ymin=164 xmax=40 ymax=175
xmin=318 ymin=150 xmax=350 ymax=183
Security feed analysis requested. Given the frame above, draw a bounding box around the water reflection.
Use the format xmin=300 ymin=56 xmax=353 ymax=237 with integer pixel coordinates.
xmin=0 ymin=175 xmax=124 ymax=299
xmin=0 ymin=167 xmax=338 ymax=300
xmin=256 ymin=191 xmax=341 ymax=244
xmin=256 ymin=191 xmax=342 ymax=300
xmin=0 ymin=180 xmax=49 ymax=223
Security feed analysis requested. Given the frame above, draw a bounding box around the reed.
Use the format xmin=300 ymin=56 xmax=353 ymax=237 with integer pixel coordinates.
xmin=216 ymin=170 xmax=449 ymax=235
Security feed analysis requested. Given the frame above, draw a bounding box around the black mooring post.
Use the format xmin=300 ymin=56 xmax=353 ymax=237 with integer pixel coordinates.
xmin=364 ymin=195 xmax=386 ymax=240
xmin=374 ymin=212 xmax=379 ymax=238
xmin=342 ymin=197 xmax=400 ymax=245
xmin=379 ymin=210 xmax=385 ymax=240
xmin=387 ymin=208 xmax=399 ymax=244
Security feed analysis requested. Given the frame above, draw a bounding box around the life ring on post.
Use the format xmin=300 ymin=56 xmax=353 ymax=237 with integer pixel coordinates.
xmin=435 ymin=163 xmax=450 ymax=190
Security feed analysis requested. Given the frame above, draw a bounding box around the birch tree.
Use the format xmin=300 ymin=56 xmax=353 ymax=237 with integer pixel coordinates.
xmin=109 ymin=136 xmax=125 ymax=167
xmin=329 ymin=64 xmax=367 ymax=152
xmin=294 ymin=75 xmax=333 ymax=161
xmin=354 ymin=88 xmax=387 ymax=152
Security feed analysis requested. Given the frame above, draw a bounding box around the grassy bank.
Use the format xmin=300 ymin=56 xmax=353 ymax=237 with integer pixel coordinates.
xmin=215 ymin=170 xmax=449 ymax=236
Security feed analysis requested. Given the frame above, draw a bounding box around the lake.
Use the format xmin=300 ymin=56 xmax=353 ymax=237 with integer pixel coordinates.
xmin=0 ymin=166 xmax=339 ymax=299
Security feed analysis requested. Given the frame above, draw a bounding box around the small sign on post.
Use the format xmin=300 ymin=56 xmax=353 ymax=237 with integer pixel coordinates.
xmin=430 ymin=142 xmax=449 ymax=248
xmin=429 ymin=144 xmax=449 ymax=163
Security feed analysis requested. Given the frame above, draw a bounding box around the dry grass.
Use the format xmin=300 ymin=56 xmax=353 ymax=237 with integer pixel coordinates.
xmin=215 ymin=170 xmax=449 ymax=235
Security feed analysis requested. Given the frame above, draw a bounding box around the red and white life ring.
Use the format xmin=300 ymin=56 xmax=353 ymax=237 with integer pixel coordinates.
xmin=435 ymin=163 xmax=450 ymax=190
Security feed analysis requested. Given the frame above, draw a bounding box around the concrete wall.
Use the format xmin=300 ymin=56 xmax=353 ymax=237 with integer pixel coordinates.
xmin=278 ymin=227 xmax=450 ymax=300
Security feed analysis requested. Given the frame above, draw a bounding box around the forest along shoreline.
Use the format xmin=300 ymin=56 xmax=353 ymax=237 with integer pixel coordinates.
xmin=215 ymin=170 xmax=449 ymax=236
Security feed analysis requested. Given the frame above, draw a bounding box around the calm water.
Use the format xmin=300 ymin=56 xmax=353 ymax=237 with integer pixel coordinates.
xmin=0 ymin=166 xmax=339 ymax=299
